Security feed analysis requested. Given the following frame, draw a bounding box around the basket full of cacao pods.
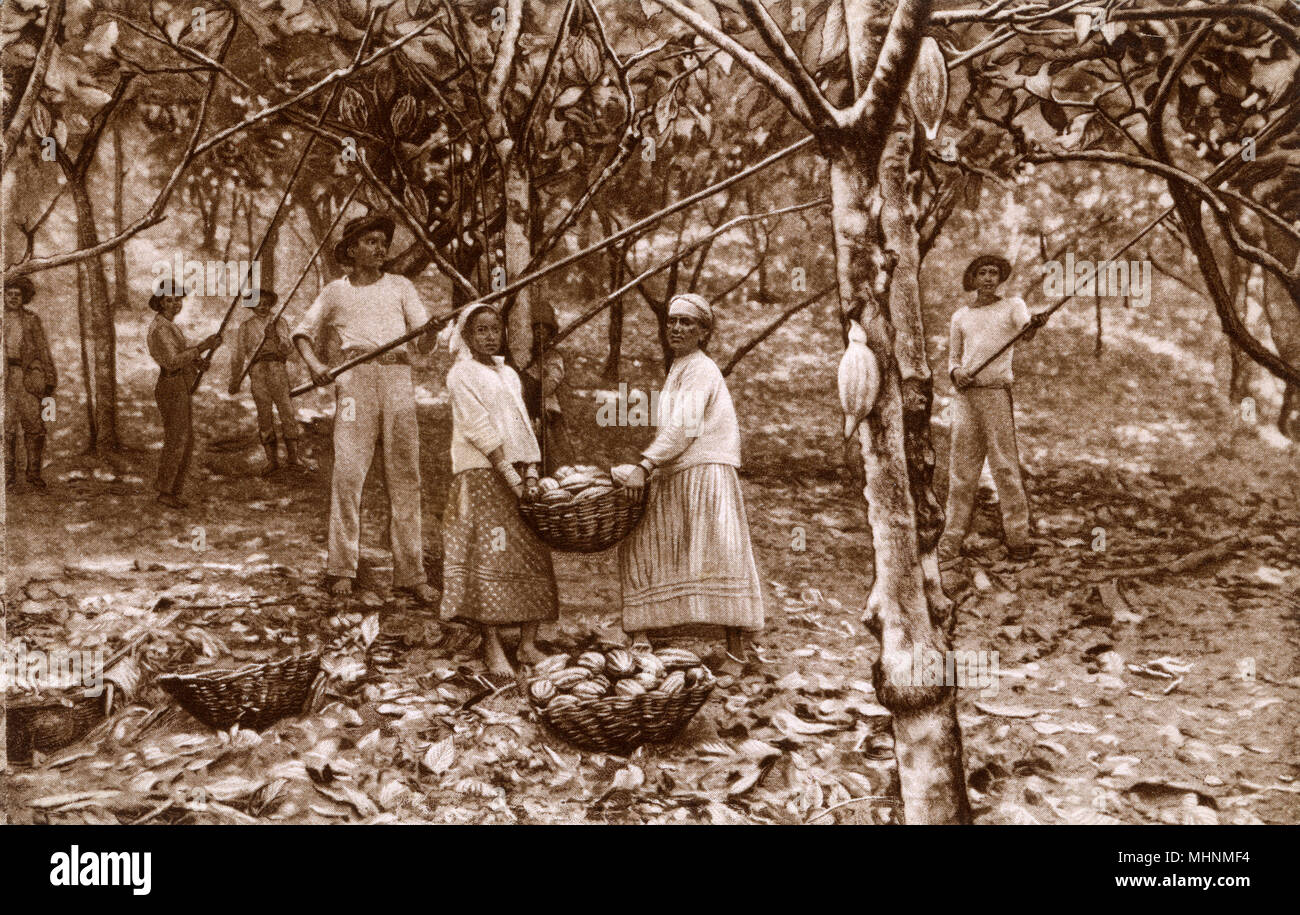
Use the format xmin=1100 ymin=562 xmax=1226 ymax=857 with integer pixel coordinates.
xmin=527 ymin=646 xmax=715 ymax=754
xmin=517 ymin=465 xmax=647 ymax=553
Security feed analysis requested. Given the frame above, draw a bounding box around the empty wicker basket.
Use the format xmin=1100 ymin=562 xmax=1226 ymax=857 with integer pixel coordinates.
xmin=8 ymin=690 xmax=106 ymax=764
xmin=158 ymin=651 xmax=321 ymax=730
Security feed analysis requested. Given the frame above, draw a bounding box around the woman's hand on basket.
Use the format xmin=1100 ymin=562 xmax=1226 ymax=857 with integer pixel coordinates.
xmin=524 ymin=478 xmax=540 ymax=501
xmin=622 ymin=464 xmax=648 ymax=499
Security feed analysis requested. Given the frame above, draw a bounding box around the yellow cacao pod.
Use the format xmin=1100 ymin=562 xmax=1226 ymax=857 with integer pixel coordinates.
xmin=837 ymin=320 xmax=881 ymax=439
xmin=909 ymin=36 xmax=948 ymax=140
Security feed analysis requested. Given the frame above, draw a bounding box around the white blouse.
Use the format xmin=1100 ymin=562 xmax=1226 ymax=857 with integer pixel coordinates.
xmin=642 ymin=349 xmax=741 ymax=472
xmin=447 ymin=356 xmax=541 ymax=473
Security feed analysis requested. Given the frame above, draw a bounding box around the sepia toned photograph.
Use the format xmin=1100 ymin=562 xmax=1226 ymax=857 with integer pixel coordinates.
xmin=0 ymin=0 xmax=1296 ymax=858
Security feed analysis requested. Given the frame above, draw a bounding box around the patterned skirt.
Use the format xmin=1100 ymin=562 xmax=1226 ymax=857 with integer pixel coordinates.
xmin=439 ymin=468 xmax=559 ymax=625
xmin=618 ymin=463 xmax=764 ymax=633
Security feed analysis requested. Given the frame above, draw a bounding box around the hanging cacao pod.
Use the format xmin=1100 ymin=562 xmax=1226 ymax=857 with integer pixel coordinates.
xmin=838 ymin=320 xmax=881 ymax=439
xmin=391 ymin=94 xmax=418 ymax=138
xmin=340 ymin=87 xmax=369 ymax=130
xmin=908 ymin=36 xmax=948 ymax=140
xmin=373 ymin=65 xmax=396 ymax=104
xmin=30 ymin=102 xmax=52 ymax=140
xmin=572 ymin=34 xmax=603 ymax=84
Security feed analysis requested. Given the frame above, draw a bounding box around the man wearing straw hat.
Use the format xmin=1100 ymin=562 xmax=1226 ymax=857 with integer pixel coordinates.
xmin=228 ymin=288 xmax=305 ymax=476
xmin=940 ymin=254 xmax=1042 ymax=563
xmin=291 ymin=213 xmax=437 ymax=603
xmin=5 ymin=276 xmax=57 ymax=489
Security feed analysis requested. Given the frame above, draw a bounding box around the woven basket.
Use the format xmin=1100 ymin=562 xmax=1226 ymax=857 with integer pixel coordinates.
xmin=531 ymin=678 xmax=715 ymax=755
xmin=7 ymin=690 xmax=105 ymax=764
xmin=517 ymin=486 xmax=647 ymax=553
xmin=158 ymin=651 xmax=321 ymax=731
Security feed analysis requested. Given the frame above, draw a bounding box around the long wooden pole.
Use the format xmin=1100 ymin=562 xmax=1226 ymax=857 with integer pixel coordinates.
xmin=967 ymin=97 xmax=1300 ymax=381
xmin=230 ymin=177 xmax=364 ymax=390
xmin=288 ymin=136 xmax=817 ymax=395
xmin=192 ymin=11 xmax=379 ymax=394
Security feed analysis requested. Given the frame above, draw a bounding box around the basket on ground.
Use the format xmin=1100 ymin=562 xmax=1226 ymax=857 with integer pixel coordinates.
xmin=158 ymin=650 xmax=321 ymax=730
xmin=517 ymin=486 xmax=647 ymax=553
xmin=531 ymin=678 xmax=715 ymax=755
xmin=8 ymin=690 xmax=106 ymax=764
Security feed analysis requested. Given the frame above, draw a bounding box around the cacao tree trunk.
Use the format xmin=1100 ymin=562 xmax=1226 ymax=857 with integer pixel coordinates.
xmin=68 ymin=175 xmax=118 ymax=453
xmin=502 ymin=157 xmax=533 ymax=368
xmin=112 ymin=126 xmax=129 ymax=313
xmin=834 ymin=0 xmax=970 ymax=824
xmin=74 ymin=260 xmax=97 ymax=451
xmin=830 ymin=142 xmax=971 ymax=824
xmin=1259 ymin=222 xmax=1300 ymax=437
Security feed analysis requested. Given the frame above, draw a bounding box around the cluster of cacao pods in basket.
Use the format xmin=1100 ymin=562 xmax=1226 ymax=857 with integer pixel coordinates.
xmin=531 ymin=464 xmax=617 ymax=505
xmin=528 ymin=647 xmax=711 ymax=709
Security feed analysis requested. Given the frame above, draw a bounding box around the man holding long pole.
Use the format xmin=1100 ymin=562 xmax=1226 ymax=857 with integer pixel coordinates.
xmin=939 ymin=254 xmax=1044 ymax=563
xmin=292 ymin=213 xmax=437 ymax=602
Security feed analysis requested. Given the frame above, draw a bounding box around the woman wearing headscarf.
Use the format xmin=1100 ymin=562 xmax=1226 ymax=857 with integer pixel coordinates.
xmin=439 ymin=303 xmax=558 ymax=678
xmin=616 ymin=293 xmax=764 ymax=668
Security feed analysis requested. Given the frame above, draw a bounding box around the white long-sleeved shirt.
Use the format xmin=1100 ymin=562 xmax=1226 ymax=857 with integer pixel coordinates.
xmin=948 ymin=295 xmax=1030 ymax=387
xmin=642 ymin=349 xmax=741 ymax=471
xmin=447 ymin=356 xmax=541 ymax=473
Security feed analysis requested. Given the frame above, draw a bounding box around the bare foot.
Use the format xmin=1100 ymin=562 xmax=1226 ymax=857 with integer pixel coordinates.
xmin=627 ymin=631 xmax=652 ymax=653
xmin=328 ymin=577 xmax=353 ymax=597
xmin=725 ymin=629 xmax=753 ymax=664
xmin=483 ymin=628 xmax=515 ymax=679
xmin=517 ymin=642 xmax=546 ymax=666
xmin=397 ymin=582 xmax=437 ymax=605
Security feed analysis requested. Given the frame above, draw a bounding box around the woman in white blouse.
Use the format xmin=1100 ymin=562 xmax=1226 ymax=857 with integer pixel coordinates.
xmin=439 ymin=303 xmax=557 ymax=678
xmin=617 ymin=293 xmax=764 ymax=668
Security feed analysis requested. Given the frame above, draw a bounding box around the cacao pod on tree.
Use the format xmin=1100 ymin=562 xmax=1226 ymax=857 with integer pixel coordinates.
xmin=30 ymin=102 xmax=52 ymax=140
xmin=391 ymin=94 xmax=418 ymax=138
xmin=838 ymin=320 xmax=881 ymax=439
xmin=909 ymin=36 xmax=948 ymax=140
xmin=340 ymin=87 xmax=370 ymax=130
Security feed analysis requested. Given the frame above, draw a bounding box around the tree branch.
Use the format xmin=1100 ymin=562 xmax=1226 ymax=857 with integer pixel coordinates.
xmin=652 ymin=0 xmax=816 ymax=128
xmin=736 ymin=0 xmax=837 ymax=124
xmin=840 ymin=0 xmax=934 ymax=161
xmin=484 ymin=0 xmax=526 ymax=109
xmin=2 ymin=0 xmax=64 ymax=158
xmin=722 ymin=284 xmax=835 ymax=376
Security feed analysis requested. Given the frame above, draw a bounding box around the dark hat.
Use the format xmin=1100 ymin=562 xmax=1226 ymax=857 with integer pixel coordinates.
xmin=7 ymin=276 xmax=36 ymax=305
xmin=334 ymin=212 xmax=395 ymax=266
xmin=530 ymin=300 xmax=558 ymax=331
xmin=241 ymin=288 xmax=279 ymax=309
xmin=963 ymin=254 xmax=1012 ymax=291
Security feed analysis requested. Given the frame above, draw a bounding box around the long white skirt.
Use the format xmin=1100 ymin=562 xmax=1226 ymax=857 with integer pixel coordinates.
xmin=618 ymin=462 xmax=764 ymax=633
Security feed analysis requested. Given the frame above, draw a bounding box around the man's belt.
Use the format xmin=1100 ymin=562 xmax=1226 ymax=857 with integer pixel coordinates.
xmin=343 ymin=348 xmax=409 ymax=366
xmin=250 ymin=351 xmax=287 ymax=366
xmin=7 ymin=358 xmax=23 ymax=367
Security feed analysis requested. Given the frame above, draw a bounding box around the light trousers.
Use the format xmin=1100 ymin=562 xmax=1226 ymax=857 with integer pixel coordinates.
xmin=249 ymin=360 xmax=301 ymax=444
xmin=942 ymin=386 xmax=1030 ymax=548
xmin=328 ymin=364 xmax=425 ymax=587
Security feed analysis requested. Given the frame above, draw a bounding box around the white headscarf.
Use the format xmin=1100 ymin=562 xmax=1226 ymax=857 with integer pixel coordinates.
xmin=438 ymin=302 xmax=501 ymax=362
xmin=668 ymin=292 xmax=713 ymax=326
